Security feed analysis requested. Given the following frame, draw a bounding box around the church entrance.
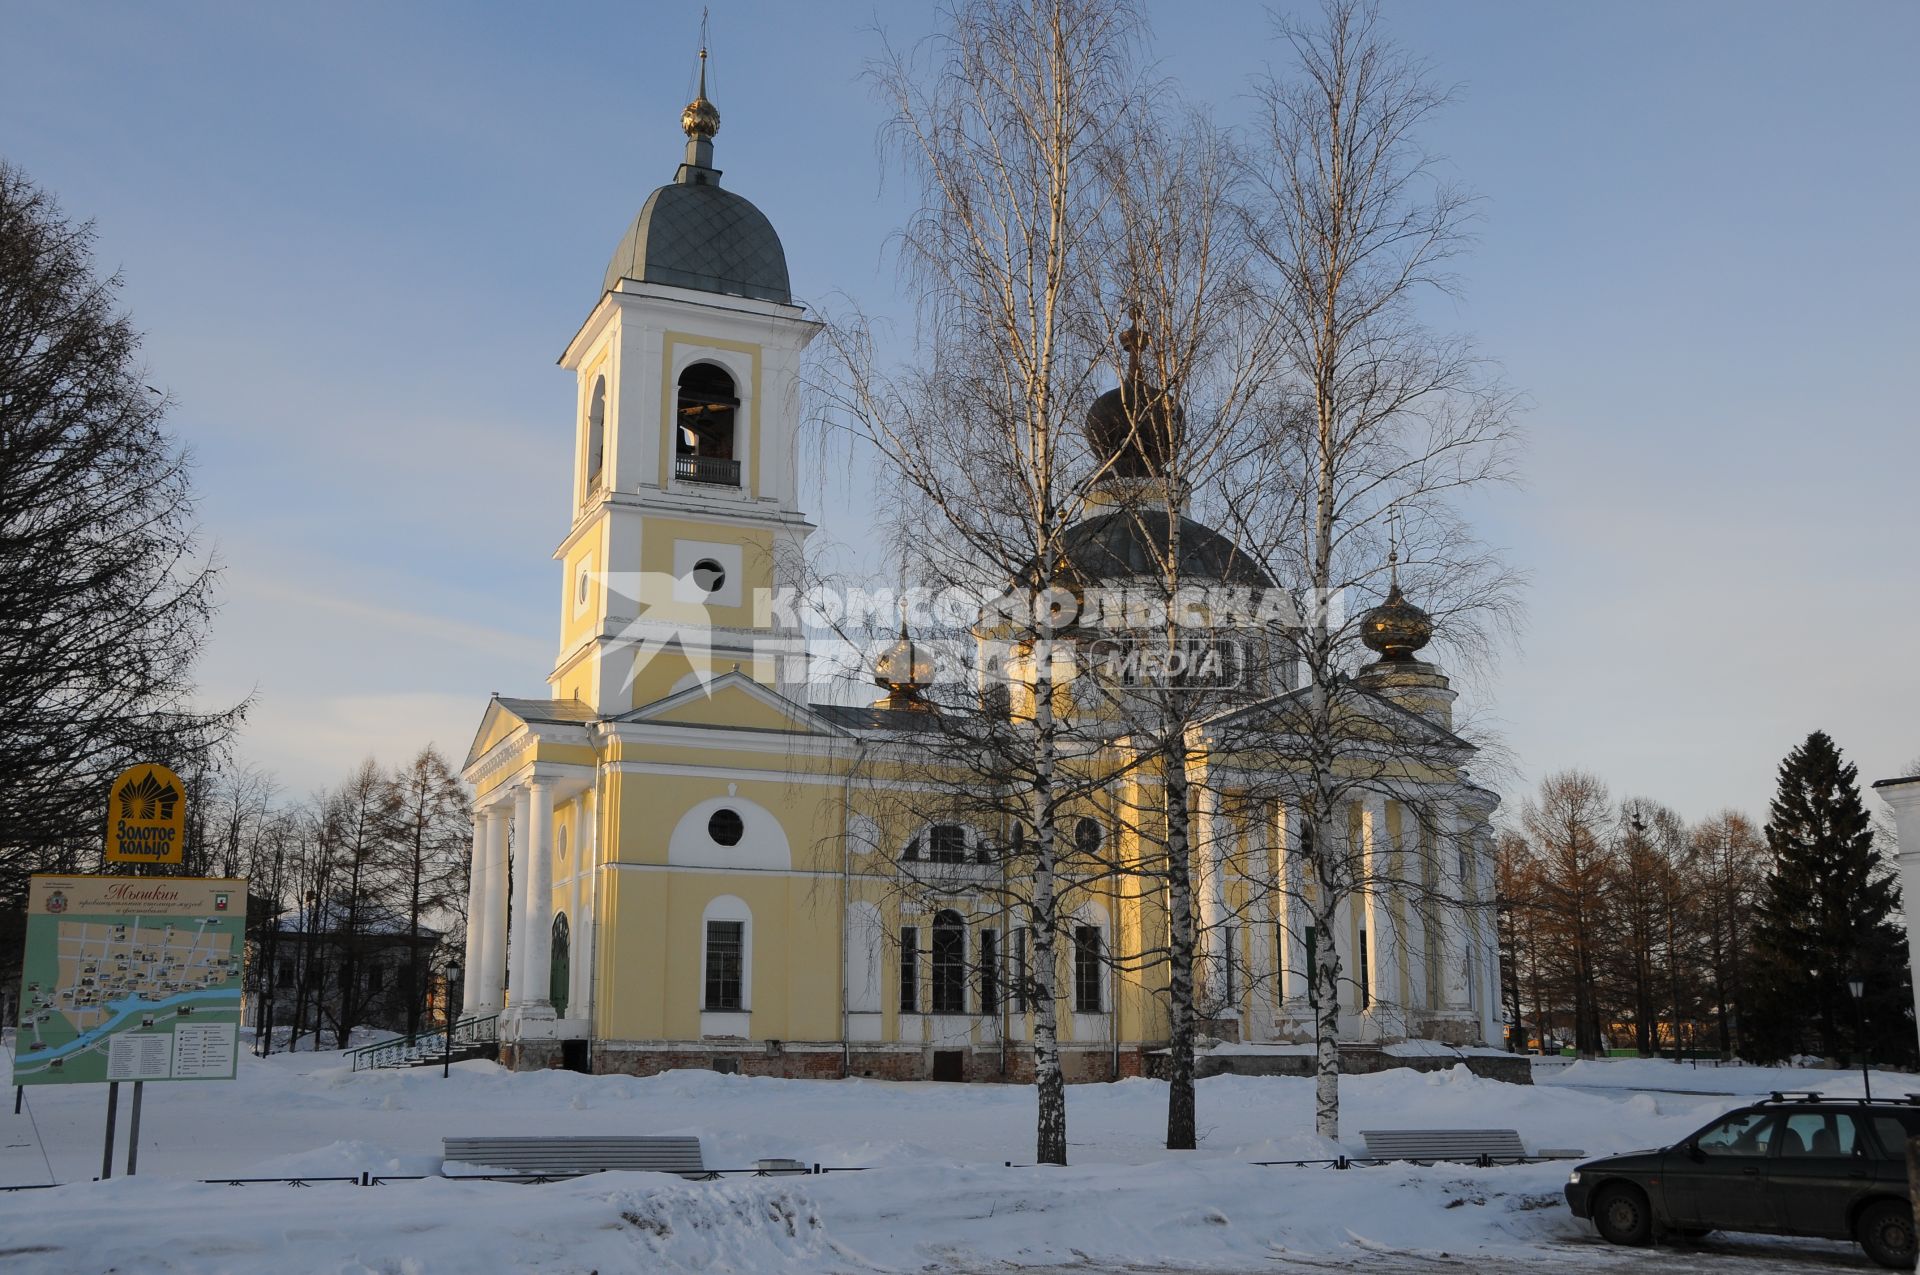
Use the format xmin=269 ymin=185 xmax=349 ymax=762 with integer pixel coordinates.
xmin=549 ymin=914 xmax=570 ymax=1018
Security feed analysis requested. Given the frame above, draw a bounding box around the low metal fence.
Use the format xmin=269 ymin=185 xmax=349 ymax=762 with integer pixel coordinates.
xmin=1 ymin=1164 xmax=872 ymax=1191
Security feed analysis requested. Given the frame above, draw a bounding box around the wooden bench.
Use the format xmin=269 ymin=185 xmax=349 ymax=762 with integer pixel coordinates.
xmin=442 ymin=1135 xmax=706 ymax=1178
xmin=1360 ymin=1128 xmax=1528 ymax=1165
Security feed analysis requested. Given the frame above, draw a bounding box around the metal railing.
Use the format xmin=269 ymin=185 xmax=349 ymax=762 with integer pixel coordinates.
xmin=674 ymin=454 xmax=741 ymax=486
xmin=0 ymin=1164 xmax=871 ymax=1192
xmin=345 ymin=1013 xmax=499 ymax=1073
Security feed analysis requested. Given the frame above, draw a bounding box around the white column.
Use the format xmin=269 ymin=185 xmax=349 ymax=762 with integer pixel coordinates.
xmin=1439 ymin=802 xmax=1471 ymax=1011
xmin=1246 ymin=813 xmax=1273 ymax=1035
xmin=1401 ymin=808 xmax=1428 ymax=1015
xmin=475 ymin=802 xmax=510 ymax=1012
xmin=1876 ymin=777 xmax=1920 ymax=1062
xmin=460 ymin=812 xmax=484 ymax=1010
xmin=570 ymin=791 xmax=596 ymax=1022
xmin=1275 ymin=803 xmax=1311 ymax=1007
xmin=507 ymin=783 xmax=532 ymax=1007
xmin=1331 ymin=802 xmax=1357 ymax=1034
xmin=1195 ymin=776 xmax=1228 ymax=1011
xmin=521 ymin=777 xmax=556 ymax=1013
xmin=1362 ymin=795 xmax=1400 ymax=1030
xmin=1474 ymin=828 xmax=1503 ymax=1046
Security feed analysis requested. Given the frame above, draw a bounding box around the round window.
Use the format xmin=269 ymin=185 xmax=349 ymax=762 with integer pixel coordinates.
xmin=1074 ymin=817 xmax=1103 ymax=854
xmin=691 ymin=558 xmax=726 ymax=593
xmin=708 ymin=808 xmax=745 ymax=846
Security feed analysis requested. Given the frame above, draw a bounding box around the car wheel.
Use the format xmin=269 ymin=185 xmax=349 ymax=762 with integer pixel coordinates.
xmin=1592 ymin=1184 xmax=1654 ymax=1247
xmin=1855 ymin=1200 xmax=1915 ymax=1270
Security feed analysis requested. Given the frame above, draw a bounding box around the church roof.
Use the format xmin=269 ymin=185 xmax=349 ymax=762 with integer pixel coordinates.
xmin=1057 ymin=508 xmax=1272 ymax=587
xmin=490 ymin=696 xmax=598 ymax=726
xmin=602 ymin=181 xmax=791 ymax=304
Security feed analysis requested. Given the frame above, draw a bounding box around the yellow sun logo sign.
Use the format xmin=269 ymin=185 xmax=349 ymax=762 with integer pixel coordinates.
xmin=105 ymin=763 xmax=187 ymax=865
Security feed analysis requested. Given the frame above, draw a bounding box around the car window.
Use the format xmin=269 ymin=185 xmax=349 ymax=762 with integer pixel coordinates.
xmin=1779 ymin=1112 xmax=1859 ymax=1157
xmin=1869 ymin=1115 xmax=1917 ymax=1160
xmin=1696 ymin=1111 xmax=1776 ymax=1157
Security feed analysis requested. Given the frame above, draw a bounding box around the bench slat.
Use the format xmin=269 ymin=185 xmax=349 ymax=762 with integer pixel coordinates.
xmin=1360 ymin=1128 xmax=1526 ymax=1161
xmin=443 ymin=1135 xmax=705 ymax=1177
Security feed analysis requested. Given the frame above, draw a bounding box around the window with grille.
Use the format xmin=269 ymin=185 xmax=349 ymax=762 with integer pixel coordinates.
xmin=1073 ymin=925 xmax=1103 ymax=1013
xmin=1222 ymin=926 xmax=1237 ymax=1004
xmin=1012 ymin=927 xmax=1029 ymax=1012
xmin=705 ymin=920 xmax=744 ymax=1010
xmin=931 ymin=911 xmax=966 ymax=1013
xmin=1357 ymin=928 xmax=1370 ymax=1009
xmin=929 ymin=824 xmax=966 ymax=864
xmin=1305 ymin=924 xmax=1318 ymax=1007
xmin=899 ymin=926 xmax=919 ymax=1013
xmin=979 ymin=930 xmax=999 ymax=1014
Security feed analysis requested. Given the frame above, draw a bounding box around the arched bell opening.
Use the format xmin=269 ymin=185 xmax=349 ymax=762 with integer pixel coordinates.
xmin=674 ymin=363 xmax=740 ymax=486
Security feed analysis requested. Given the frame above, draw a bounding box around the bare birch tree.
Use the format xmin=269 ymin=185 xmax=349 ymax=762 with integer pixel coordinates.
xmin=1221 ymin=0 xmax=1520 ymax=1138
xmin=817 ymin=0 xmax=1147 ymax=1165
xmin=1070 ymin=104 xmax=1281 ymax=1149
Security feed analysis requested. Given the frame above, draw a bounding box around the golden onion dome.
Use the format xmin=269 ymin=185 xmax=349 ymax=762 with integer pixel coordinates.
xmin=873 ymin=623 xmax=936 ymax=710
xmin=1360 ymin=550 xmax=1433 ymax=661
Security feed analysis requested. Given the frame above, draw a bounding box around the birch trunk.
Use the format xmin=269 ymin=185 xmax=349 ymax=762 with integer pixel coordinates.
xmin=1164 ymin=747 xmax=1197 ymax=1150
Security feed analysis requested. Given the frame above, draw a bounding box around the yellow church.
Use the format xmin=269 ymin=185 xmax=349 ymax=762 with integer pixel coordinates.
xmin=459 ymin=64 xmax=1506 ymax=1079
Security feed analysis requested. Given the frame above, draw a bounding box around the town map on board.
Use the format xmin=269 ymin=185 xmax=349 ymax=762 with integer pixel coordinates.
xmin=12 ymin=875 xmax=246 ymax=1085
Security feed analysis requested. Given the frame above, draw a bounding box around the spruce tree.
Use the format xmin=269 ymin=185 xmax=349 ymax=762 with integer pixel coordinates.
xmin=1746 ymin=731 xmax=1913 ymax=1066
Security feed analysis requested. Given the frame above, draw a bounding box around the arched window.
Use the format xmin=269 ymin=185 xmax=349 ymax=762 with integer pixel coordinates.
xmin=701 ymin=895 xmax=751 ymax=1012
xmin=584 ymin=376 xmax=606 ymax=491
xmin=1072 ymin=902 xmax=1111 ymax=1015
xmin=674 ymin=363 xmax=740 ymax=487
xmin=931 ymin=909 xmax=966 ymax=1014
xmin=904 ymin=823 xmax=970 ymax=865
xmin=1073 ymin=923 xmax=1104 ymax=1014
xmin=549 ymin=913 xmax=570 ymax=1017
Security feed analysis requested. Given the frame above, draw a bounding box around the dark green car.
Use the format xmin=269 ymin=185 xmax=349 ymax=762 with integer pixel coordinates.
xmin=1564 ymin=1092 xmax=1919 ymax=1268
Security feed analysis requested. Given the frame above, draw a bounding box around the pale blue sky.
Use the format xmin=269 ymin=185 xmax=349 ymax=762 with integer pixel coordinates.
xmin=3 ymin=1 xmax=1915 ymax=822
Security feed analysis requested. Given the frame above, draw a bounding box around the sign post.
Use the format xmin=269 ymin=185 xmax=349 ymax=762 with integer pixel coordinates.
xmin=100 ymin=1081 xmax=118 ymax=1180
xmin=126 ymin=1080 xmax=144 ymax=1175
xmin=103 ymin=764 xmax=188 ymax=867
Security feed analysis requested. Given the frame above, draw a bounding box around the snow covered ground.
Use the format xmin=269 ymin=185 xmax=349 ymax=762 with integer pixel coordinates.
xmin=1 ymin=1043 xmax=1907 ymax=1274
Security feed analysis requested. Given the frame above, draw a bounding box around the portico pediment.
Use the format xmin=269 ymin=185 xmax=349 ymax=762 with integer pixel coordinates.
xmin=621 ymin=669 xmax=848 ymax=737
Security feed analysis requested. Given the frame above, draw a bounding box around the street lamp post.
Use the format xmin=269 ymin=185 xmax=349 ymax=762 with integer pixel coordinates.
xmin=443 ymin=958 xmax=463 ymax=1080
xmin=1847 ymin=974 xmax=1871 ymax=1101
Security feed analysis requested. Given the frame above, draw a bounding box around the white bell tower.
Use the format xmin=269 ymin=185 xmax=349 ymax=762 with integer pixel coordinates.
xmin=549 ymin=51 xmax=818 ymax=715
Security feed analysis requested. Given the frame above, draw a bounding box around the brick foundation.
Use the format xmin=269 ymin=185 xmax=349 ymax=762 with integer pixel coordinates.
xmin=1142 ymin=1045 xmax=1532 ymax=1085
xmin=578 ymin=1040 xmax=1137 ymax=1083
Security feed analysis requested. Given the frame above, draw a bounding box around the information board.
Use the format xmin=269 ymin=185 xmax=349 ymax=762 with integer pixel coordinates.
xmin=12 ymin=875 xmax=246 ymax=1086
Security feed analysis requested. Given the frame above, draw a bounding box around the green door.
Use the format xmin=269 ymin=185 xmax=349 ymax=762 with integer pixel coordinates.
xmin=549 ymin=913 xmax=570 ymax=1018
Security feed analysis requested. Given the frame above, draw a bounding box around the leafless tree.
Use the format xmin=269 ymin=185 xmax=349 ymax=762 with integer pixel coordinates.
xmin=1689 ymin=808 xmax=1766 ymax=1054
xmin=1520 ymin=770 xmax=1615 ymax=1057
xmin=1068 ymin=102 xmax=1280 ymax=1148
xmin=381 ymin=746 xmax=469 ymax=1034
xmin=0 ymin=161 xmax=244 ymax=898
xmin=1218 ymin=0 xmax=1520 ymax=1137
xmin=817 ymin=0 xmax=1150 ymax=1165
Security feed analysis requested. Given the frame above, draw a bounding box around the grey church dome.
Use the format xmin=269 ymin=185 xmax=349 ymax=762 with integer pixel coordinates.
xmin=601 ymin=182 xmax=791 ymax=304
xmin=1057 ymin=508 xmax=1272 ymax=587
xmin=601 ymin=52 xmax=792 ymax=305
